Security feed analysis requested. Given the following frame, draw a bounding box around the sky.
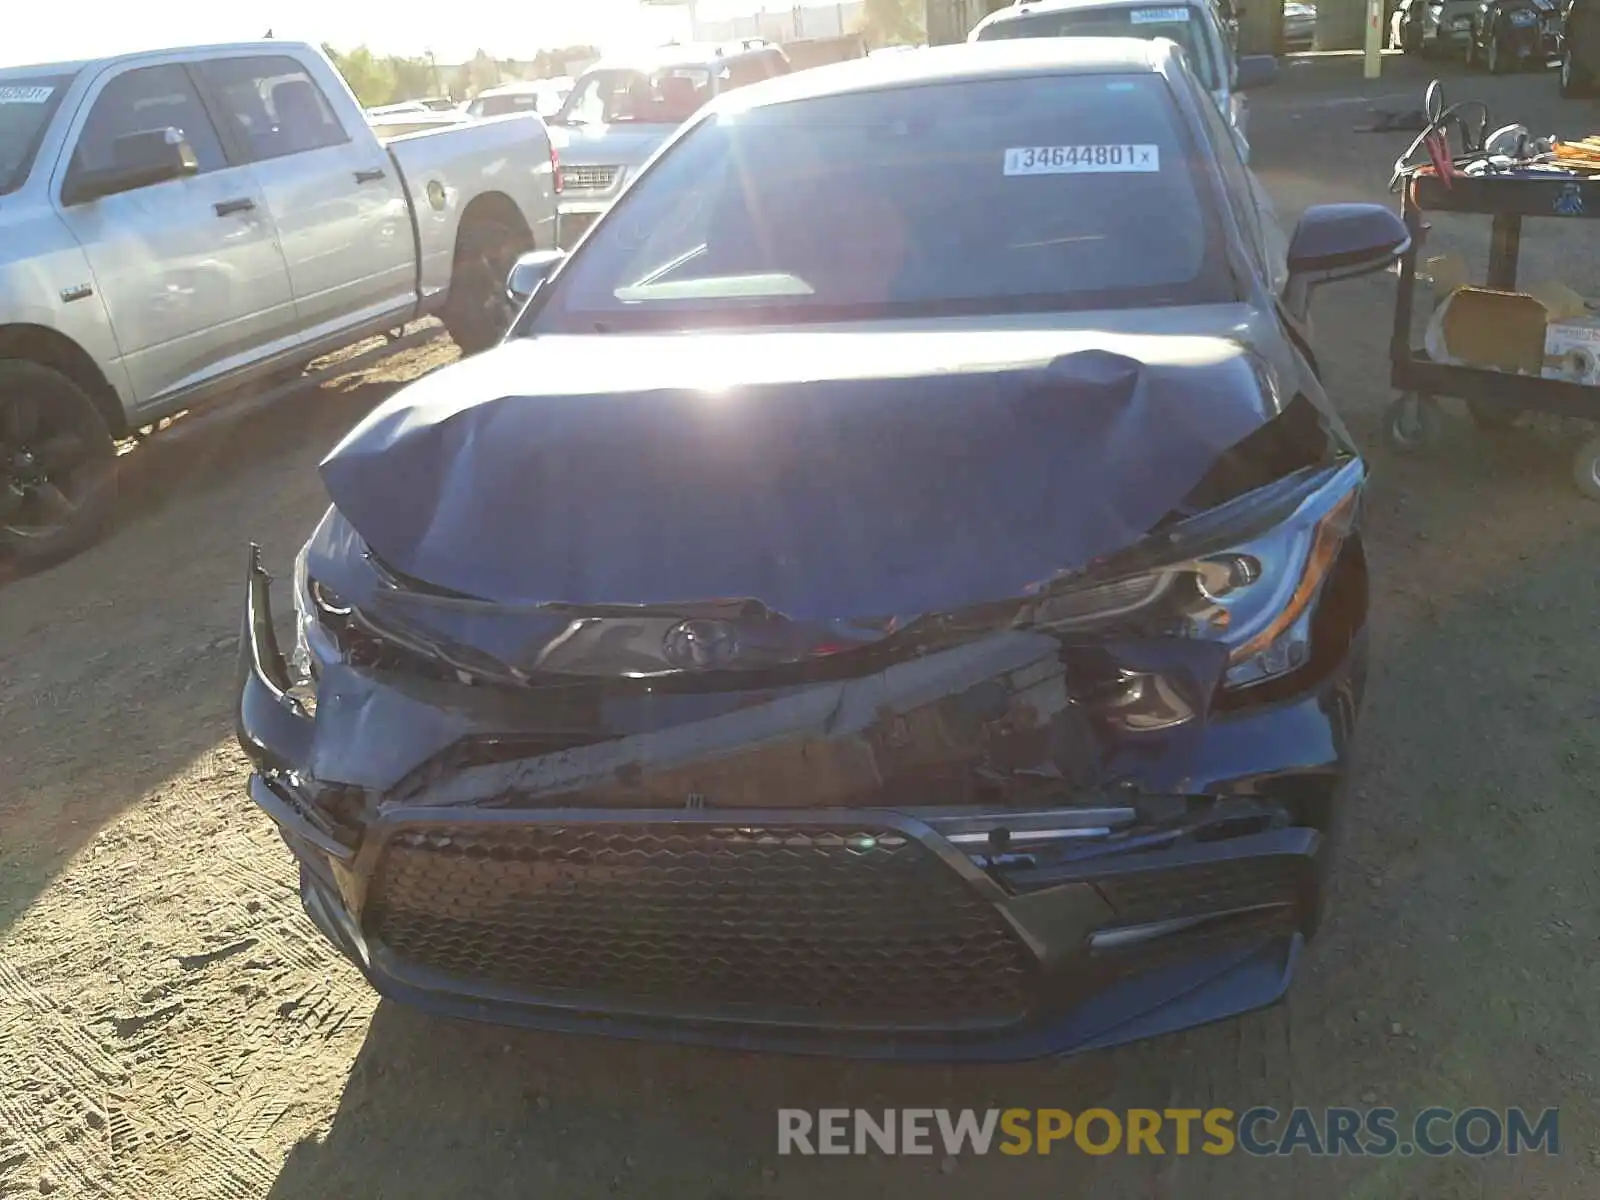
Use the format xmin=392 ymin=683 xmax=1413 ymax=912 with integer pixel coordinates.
xmin=0 ymin=0 xmax=843 ymax=68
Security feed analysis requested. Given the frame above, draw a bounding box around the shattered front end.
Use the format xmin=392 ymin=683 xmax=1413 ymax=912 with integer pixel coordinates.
xmin=236 ymin=452 xmax=1367 ymax=1061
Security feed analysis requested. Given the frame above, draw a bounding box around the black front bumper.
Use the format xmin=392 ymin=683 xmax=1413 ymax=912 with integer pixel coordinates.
xmin=237 ymin=551 xmax=1363 ymax=1062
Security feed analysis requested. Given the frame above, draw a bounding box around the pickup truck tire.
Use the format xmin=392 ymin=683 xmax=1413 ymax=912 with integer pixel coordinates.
xmin=443 ymin=211 xmax=533 ymax=356
xmin=0 ymin=360 xmax=118 ymax=564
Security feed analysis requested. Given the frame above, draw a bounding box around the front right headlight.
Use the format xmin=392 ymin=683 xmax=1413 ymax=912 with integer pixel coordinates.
xmin=1025 ymin=458 xmax=1364 ymax=691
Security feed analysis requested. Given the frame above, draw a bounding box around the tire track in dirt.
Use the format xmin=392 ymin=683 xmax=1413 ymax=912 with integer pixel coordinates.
xmin=3 ymin=747 xmax=376 ymax=1198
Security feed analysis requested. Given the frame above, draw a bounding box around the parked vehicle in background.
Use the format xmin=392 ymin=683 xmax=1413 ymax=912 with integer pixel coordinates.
xmin=1561 ymin=0 xmax=1600 ymax=91
xmin=0 ymin=40 xmax=558 ymax=563
xmin=1282 ymin=0 xmax=1318 ymax=47
xmin=548 ymin=41 xmax=791 ymax=248
xmin=1393 ymin=0 xmax=1485 ymax=52
xmin=240 ymin=36 xmax=1407 ymax=1062
xmin=968 ymin=0 xmax=1280 ymax=161
xmin=1466 ymin=0 xmax=1561 ymax=66
xmin=782 ymin=33 xmax=870 ymax=68
xmin=467 ymin=78 xmax=573 ymax=119
xmin=367 ymin=100 xmax=431 ymax=118
xmin=367 ymin=109 xmax=473 ymax=137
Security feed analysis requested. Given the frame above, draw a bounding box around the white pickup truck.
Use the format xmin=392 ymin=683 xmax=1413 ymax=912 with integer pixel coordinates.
xmin=0 ymin=40 xmax=559 ymax=562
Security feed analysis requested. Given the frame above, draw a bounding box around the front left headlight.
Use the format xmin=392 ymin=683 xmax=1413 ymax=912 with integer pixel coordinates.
xmin=1025 ymin=458 xmax=1364 ymax=691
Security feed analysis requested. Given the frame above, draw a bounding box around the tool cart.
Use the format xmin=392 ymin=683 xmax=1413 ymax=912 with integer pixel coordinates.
xmin=1386 ymin=81 xmax=1600 ymax=499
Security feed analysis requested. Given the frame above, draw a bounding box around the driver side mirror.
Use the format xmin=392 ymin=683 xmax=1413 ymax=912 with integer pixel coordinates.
xmin=1236 ymin=55 xmax=1280 ymax=89
xmin=506 ymin=248 xmax=568 ymax=303
xmin=63 ymin=127 xmax=198 ymax=206
xmin=1283 ymin=202 xmax=1411 ymax=318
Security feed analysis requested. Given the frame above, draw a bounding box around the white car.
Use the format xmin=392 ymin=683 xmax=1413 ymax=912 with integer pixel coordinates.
xmin=970 ymin=0 xmax=1278 ymax=161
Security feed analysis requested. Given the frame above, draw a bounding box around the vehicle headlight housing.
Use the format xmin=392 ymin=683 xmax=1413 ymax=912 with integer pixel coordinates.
xmin=1025 ymin=459 xmax=1363 ymax=691
xmin=291 ymin=541 xmax=350 ymax=681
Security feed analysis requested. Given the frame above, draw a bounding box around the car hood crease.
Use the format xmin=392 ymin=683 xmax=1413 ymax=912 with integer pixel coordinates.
xmin=319 ymin=331 xmax=1278 ymax=625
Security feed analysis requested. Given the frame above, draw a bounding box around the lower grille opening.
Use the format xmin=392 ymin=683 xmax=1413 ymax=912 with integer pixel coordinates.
xmin=367 ymin=823 xmax=1038 ymax=1029
xmin=1096 ymin=854 xmax=1308 ymax=925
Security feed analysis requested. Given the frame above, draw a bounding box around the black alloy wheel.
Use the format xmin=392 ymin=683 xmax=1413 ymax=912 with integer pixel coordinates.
xmin=0 ymin=360 xmax=118 ymax=563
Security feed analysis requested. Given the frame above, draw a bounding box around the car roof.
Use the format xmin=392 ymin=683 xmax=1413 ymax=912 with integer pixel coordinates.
xmin=588 ymin=41 xmax=784 ymax=74
xmin=711 ymin=36 xmax=1172 ymax=112
xmin=478 ymin=80 xmax=565 ymax=97
xmin=976 ymin=0 xmax=1210 ymax=29
xmin=0 ymin=59 xmax=89 ymax=78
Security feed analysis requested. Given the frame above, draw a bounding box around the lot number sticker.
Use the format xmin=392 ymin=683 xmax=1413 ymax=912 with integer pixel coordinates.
xmin=0 ymin=86 xmax=54 ymax=104
xmin=1004 ymin=145 xmax=1161 ymax=175
xmin=1131 ymin=6 xmax=1192 ymax=21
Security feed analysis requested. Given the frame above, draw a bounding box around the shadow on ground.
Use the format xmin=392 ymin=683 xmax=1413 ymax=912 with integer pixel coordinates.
xmin=0 ymin=367 xmax=414 ymax=938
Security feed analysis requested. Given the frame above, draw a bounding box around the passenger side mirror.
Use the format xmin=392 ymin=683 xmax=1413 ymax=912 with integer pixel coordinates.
xmin=64 ymin=128 xmax=198 ymax=205
xmin=1283 ymin=202 xmax=1411 ymax=318
xmin=506 ymin=249 xmax=568 ymax=303
xmin=1235 ymin=55 xmax=1280 ymax=89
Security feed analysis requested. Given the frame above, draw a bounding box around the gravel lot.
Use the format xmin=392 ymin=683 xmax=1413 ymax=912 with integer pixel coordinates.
xmin=3 ymin=52 xmax=1599 ymax=1200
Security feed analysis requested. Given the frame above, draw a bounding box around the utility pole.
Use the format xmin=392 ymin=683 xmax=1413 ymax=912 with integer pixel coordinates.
xmin=1364 ymin=0 xmax=1383 ymax=77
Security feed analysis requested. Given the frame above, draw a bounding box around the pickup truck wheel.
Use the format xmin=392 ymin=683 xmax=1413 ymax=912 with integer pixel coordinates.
xmin=0 ymin=360 xmax=117 ymax=564
xmin=444 ymin=215 xmax=531 ymax=356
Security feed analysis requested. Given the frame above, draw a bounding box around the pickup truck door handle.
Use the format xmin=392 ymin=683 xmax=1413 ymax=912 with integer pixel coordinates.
xmin=354 ymin=167 xmax=388 ymax=184
xmin=214 ymin=197 xmax=257 ymax=217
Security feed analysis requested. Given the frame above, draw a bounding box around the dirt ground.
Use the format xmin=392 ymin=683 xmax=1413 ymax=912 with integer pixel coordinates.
xmin=5 ymin=53 xmax=1600 ymax=1200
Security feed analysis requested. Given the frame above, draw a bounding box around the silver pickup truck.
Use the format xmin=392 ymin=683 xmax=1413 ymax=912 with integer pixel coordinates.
xmin=0 ymin=40 xmax=558 ymax=562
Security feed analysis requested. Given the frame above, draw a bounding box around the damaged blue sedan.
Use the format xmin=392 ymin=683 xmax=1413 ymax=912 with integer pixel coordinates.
xmin=236 ymin=39 xmax=1409 ymax=1060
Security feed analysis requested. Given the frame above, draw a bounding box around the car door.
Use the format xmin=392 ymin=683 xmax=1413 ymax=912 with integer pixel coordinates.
xmin=52 ymin=62 xmax=296 ymax=409
xmin=195 ymin=54 xmax=416 ymax=341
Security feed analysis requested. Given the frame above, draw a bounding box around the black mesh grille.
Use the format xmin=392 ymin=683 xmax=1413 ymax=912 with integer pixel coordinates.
xmin=1096 ymin=855 xmax=1307 ymax=924
xmin=367 ymin=823 xmax=1037 ymax=1027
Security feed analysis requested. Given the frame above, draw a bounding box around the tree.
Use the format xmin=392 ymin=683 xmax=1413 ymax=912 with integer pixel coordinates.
xmin=390 ymin=56 xmax=436 ymax=101
xmin=860 ymin=0 xmax=925 ymax=45
xmin=468 ymin=49 xmax=502 ymax=94
xmin=323 ymin=44 xmax=397 ymax=107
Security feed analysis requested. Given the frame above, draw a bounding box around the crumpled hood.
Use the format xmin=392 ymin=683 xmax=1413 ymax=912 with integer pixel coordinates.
xmin=546 ymin=121 xmax=676 ymax=168
xmin=320 ymin=329 xmax=1279 ymax=625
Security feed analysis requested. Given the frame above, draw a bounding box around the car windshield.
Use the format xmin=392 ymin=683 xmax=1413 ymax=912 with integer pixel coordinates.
xmin=532 ymin=73 xmax=1229 ymax=332
xmin=0 ymin=74 xmax=74 ymax=195
xmin=472 ymin=88 xmax=564 ymax=118
xmin=975 ymin=8 xmax=1221 ymax=90
xmin=554 ymin=66 xmax=714 ymax=126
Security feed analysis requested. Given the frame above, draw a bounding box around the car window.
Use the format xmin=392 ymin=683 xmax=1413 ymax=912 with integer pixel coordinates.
xmin=473 ymin=92 xmax=547 ymax=117
xmin=196 ymin=56 xmax=350 ymax=162
xmin=558 ymin=67 xmax=713 ymax=125
xmin=1189 ymin=67 xmax=1268 ymax=274
xmin=975 ymin=6 xmax=1222 ymax=89
xmin=67 ymin=64 xmax=227 ymax=187
xmin=536 ymin=73 xmax=1231 ymax=331
xmin=1197 ymin=4 xmax=1236 ymax=85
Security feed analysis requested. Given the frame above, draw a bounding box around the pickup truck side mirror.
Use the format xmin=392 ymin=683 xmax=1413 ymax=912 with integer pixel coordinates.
xmin=1235 ymin=55 xmax=1280 ymax=89
xmin=506 ymin=249 xmax=568 ymax=303
xmin=1283 ymin=202 xmax=1411 ymax=319
xmin=64 ymin=128 xmax=199 ymax=206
